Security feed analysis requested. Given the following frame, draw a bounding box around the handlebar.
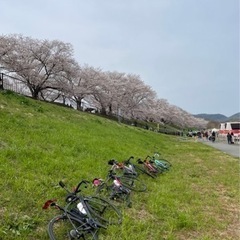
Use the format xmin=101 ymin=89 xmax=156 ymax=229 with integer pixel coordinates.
xmin=124 ymin=156 xmax=134 ymax=164
xmin=74 ymin=180 xmax=90 ymax=193
xmin=108 ymin=159 xmax=118 ymax=165
xmin=144 ymin=155 xmax=152 ymax=161
xmin=59 ymin=180 xmax=90 ymax=194
xmin=137 ymin=158 xmax=144 ymax=164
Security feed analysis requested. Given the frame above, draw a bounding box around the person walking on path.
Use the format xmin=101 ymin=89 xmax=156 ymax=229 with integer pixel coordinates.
xmin=231 ymin=132 xmax=234 ymax=144
xmin=227 ymin=132 xmax=232 ymax=144
xmin=204 ymin=131 xmax=208 ymax=141
xmin=211 ymin=131 xmax=216 ymax=142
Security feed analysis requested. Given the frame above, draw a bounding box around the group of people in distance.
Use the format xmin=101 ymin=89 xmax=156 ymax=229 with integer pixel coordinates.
xmin=203 ymin=130 xmax=235 ymax=144
xmin=203 ymin=130 xmax=216 ymax=142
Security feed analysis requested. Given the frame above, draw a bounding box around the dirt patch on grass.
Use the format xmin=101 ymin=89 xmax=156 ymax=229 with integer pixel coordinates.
xmin=0 ymin=140 xmax=8 ymax=149
xmin=128 ymin=207 xmax=155 ymax=221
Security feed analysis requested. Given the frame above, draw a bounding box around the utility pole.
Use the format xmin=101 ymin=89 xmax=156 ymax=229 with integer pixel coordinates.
xmin=118 ymin=107 xmax=121 ymax=123
xmin=0 ymin=73 xmax=4 ymax=90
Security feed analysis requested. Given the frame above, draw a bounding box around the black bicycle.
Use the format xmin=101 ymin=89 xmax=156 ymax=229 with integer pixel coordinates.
xmin=44 ymin=200 xmax=103 ymax=239
xmin=43 ymin=180 xmax=122 ymax=239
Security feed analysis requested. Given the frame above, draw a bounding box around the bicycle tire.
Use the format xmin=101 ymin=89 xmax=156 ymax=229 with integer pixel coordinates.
xmin=95 ymin=182 xmax=111 ymax=198
xmin=145 ymin=162 xmax=163 ymax=176
xmin=95 ymin=182 xmax=121 ymax=198
xmin=95 ymin=182 xmax=132 ymax=207
xmin=152 ymin=159 xmax=171 ymax=173
xmin=85 ymin=196 xmax=122 ymax=226
xmin=134 ymin=164 xmax=156 ymax=178
xmin=48 ymin=215 xmax=98 ymax=240
xmin=155 ymin=159 xmax=172 ymax=170
xmin=119 ymin=176 xmax=147 ymax=192
xmin=151 ymin=163 xmax=165 ymax=174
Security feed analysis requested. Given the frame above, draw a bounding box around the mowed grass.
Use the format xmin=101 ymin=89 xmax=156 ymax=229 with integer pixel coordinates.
xmin=0 ymin=91 xmax=239 ymax=240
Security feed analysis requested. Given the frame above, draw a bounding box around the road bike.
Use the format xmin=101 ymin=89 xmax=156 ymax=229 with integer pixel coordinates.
xmin=107 ymin=159 xmax=147 ymax=192
xmin=136 ymin=158 xmax=162 ymax=178
xmin=151 ymin=152 xmax=172 ymax=171
xmin=122 ymin=156 xmax=156 ymax=179
xmin=93 ymin=171 xmax=132 ymax=208
xmin=43 ymin=180 xmax=122 ymax=239
xmin=43 ymin=199 xmax=104 ymax=239
xmin=107 ymin=157 xmax=138 ymax=178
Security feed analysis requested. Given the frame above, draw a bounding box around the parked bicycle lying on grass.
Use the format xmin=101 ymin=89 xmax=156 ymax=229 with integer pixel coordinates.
xmin=137 ymin=153 xmax=172 ymax=178
xmin=107 ymin=157 xmax=138 ymax=178
xmin=93 ymin=171 xmax=132 ymax=208
xmin=43 ymin=153 xmax=172 ymax=239
xmin=107 ymin=158 xmax=147 ymax=192
xmin=151 ymin=152 xmax=172 ymax=171
xmin=43 ymin=180 xmax=122 ymax=240
xmin=122 ymin=156 xmax=157 ymax=179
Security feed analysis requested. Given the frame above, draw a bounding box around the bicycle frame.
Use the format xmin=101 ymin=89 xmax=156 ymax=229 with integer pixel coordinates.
xmin=108 ymin=157 xmax=138 ymax=177
xmin=93 ymin=170 xmax=132 ymax=207
xmin=143 ymin=158 xmax=158 ymax=173
xmin=44 ymin=180 xmax=107 ymax=229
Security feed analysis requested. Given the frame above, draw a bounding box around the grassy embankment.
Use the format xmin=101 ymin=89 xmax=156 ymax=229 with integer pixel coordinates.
xmin=0 ymin=90 xmax=239 ymax=240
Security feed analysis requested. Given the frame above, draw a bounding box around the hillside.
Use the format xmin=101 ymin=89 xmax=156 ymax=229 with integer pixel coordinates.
xmin=0 ymin=90 xmax=239 ymax=240
xmin=228 ymin=112 xmax=240 ymax=121
xmin=194 ymin=113 xmax=240 ymax=122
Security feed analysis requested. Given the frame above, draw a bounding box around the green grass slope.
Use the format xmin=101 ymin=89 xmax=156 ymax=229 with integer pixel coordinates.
xmin=0 ymin=91 xmax=239 ymax=240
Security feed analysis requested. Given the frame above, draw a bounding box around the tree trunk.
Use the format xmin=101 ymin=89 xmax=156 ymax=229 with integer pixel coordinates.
xmin=101 ymin=107 xmax=107 ymax=115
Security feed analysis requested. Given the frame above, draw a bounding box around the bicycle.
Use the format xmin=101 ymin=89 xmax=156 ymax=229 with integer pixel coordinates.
xmin=137 ymin=158 xmax=162 ymax=178
xmin=122 ymin=156 xmax=156 ymax=179
xmin=43 ymin=180 xmax=122 ymax=239
xmin=93 ymin=171 xmax=132 ymax=208
xmin=151 ymin=152 xmax=172 ymax=171
xmin=108 ymin=157 xmax=138 ymax=178
xmin=107 ymin=159 xmax=147 ymax=192
xmin=43 ymin=199 xmax=104 ymax=239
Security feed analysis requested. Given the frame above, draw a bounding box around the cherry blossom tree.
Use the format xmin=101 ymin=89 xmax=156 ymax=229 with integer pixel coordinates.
xmin=117 ymin=74 xmax=157 ymax=120
xmin=0 ymin=34 xmax=208 ymax=130
xmin=0 ymin=34 xmax=76 ymax=99
xmin=98 ymin=71 xmax=127 ymax=115
xmin=0 ymin=35 xmax=17 ymax=59
xmin=63 ymin=64 xmax=103 ymax=110
xmin=86 ymin=70 xmax=126 ymax=115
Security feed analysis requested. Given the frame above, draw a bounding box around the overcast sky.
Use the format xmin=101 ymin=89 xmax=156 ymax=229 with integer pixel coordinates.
xmin=1 ymin=0 xmax=239 ymax=116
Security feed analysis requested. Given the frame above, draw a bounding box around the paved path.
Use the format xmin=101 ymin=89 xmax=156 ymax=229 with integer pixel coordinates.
xmin=198 ymin=139 xmax=240 ymax=158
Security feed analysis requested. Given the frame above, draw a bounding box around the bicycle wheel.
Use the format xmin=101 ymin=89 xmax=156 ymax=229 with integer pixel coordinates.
xmin=145 ymin=162 xmax=163 ymax=177
xmin=95 ymin=182 xmax=112 ymax=199
xmin=134 ymin=164 xmax=156 ymax=178
xmin=95 ymin=183 xmax=131 ymax=207
xmin=154 ymin=159 xmax=172 ymax=170
xmin=85 ymin=196 xmax=122 ymax=226
xmin=119 ymin=176 xmax=147 ymax=192
xmin=48 ymin=215 xmax=98 ymax=240
xmin=156 ymin=159 xmax=172 ymax=169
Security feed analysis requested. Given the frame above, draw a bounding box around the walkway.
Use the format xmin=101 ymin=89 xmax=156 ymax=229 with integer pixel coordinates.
xmin=199 ymin=139 xmax=240 ymax=158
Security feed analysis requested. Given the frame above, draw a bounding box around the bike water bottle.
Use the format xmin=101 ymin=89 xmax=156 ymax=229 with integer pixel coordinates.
xmin=77 ymin=202 xmax=87 ymax=215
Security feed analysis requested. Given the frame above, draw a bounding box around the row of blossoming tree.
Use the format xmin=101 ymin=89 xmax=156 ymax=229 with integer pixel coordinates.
xmin=0 ymin=34 xmax=207 ymax=129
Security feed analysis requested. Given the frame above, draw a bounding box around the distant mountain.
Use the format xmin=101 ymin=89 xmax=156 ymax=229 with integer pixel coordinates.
xmin=194 ymin=113 xmax=240 ymax=122
xmin=228 ymin=113 xmax=240 ymax=121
